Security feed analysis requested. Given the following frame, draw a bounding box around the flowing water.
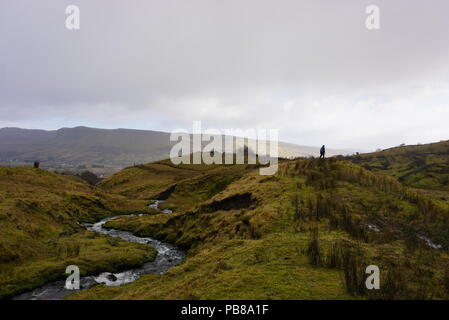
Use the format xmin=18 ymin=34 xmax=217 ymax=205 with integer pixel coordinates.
xmin=13 ymin=200 xmax=184 ymax=300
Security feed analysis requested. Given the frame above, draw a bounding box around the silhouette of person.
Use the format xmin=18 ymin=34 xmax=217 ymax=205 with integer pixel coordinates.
xmin=320 ymin=145 xmax=325 ymax=159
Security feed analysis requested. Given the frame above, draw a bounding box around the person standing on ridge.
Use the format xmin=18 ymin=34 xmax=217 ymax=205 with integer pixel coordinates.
xmin=320 ymin=145 xmax=326 ymax=159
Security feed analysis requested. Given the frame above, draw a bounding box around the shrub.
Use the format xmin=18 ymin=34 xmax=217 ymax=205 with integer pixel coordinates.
xmin=306 ymin=227 xmax=322 ymax=267
xmin=340 ymin=243 xmax=366 ymax=296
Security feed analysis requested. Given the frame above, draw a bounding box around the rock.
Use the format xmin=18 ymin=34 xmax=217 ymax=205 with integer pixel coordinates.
xmin=106 ymin=274 xmax=118 ymax=282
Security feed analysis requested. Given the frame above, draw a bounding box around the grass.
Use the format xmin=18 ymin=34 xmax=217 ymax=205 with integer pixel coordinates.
xmin=3 ymin=145 xmax=449 ymax=300
xmin=68 ymin=156 xmax=449 ymax=300
xmin=97 ymin=159 xmax=248 ymax=212
xmin=67 ymin=234 xmax=354 ymax=300
xmin=0 ymin=231 xmax=157 ymax=299
xmin=0 ymin=166 xmax=156 ymax=298
xmin=348 ymin=140 xmax=449 ymax=193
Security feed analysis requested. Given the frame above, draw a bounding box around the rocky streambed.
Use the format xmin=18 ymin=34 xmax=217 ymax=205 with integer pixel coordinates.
xmin=13 ymin=201 xmax=184 ymax=300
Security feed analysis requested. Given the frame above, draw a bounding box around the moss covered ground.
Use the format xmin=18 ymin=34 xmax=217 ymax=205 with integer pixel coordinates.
xmin=0 ymin=166 xmax=156 ymax=299
xmin=3 ymin=141 xmax=449 ymax=300
xmin=68 ymin=152 xmax=449 ymax=300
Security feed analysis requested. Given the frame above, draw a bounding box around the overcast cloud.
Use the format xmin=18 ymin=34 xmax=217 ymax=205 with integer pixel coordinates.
xmin=1 ymin=0 xmax=449 ymax=150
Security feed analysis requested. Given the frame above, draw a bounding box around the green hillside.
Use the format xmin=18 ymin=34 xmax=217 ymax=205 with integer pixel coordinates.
xmin=67 ymin=157 xmax=449 ymax=300
xmin=349 ymin=140 xmax=449 ymax=196
xmin=0 ymin=167 xmax=156 ymax=299
xmin=98 ymin=159 xmax=249 ymax=212
xmin=2 ymin=142 xmax=449 ymax=300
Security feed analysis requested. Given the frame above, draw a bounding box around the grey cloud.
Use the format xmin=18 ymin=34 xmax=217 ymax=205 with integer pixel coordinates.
xmin=1 ymin=0 xmax=449 ymax=149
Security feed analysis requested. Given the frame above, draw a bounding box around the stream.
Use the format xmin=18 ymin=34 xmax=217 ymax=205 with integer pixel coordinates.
xmin=13 ymin=200 xmax=184 ymax=300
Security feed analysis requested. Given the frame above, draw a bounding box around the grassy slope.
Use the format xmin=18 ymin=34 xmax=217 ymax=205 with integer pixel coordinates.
xmin=70 ymin=165 xmax=353 ymax=299
xmin=98 ymin=159 xmax=248 ymax=212
xmin=0 ymin=166 xmax=157 ymax=299
xmin=69 ymin=157 xmax=449 ymax=300
xmin=349 ymin=140 xmax=449 ymax=195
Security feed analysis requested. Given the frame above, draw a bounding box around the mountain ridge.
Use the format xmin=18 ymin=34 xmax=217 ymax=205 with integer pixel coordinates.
xmin=0 ymin=126 xmax=353 ymax=175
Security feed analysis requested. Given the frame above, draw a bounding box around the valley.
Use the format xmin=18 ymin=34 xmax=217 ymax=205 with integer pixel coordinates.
xmin=1 ymin=141 xmax=449 ymax=300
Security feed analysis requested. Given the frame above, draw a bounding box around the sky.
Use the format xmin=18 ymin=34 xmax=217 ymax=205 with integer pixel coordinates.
xmin=1 ymin=0 xmax=449 ymax=150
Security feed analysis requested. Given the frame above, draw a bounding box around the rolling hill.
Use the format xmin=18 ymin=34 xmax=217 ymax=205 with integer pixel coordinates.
xmin=0 ymin=166 xmax=156 ymax=299
xmin=69 ymin=152 xmax=449 ymax=300
xmin=0 ymin=126 xmax=352 ymax=175
xmin=348 ymin=140 xmax=449 ymax=197
xmin=2 ymin=140 xmax=448 ymax=300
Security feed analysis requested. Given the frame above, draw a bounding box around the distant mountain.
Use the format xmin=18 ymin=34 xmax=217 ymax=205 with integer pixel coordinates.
xmin=0 ymin=126 xmax=351 ymax=174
